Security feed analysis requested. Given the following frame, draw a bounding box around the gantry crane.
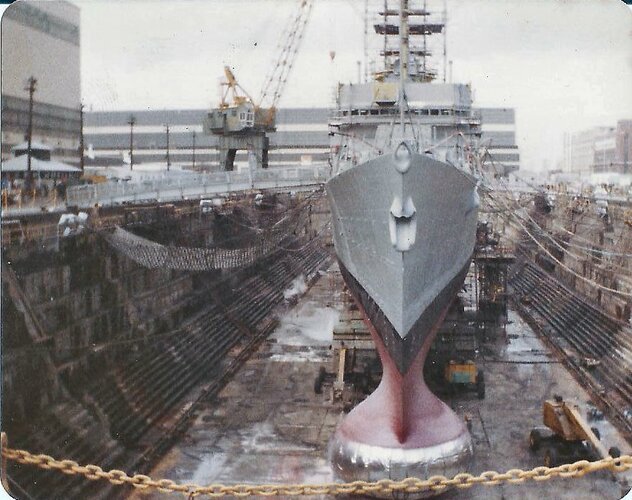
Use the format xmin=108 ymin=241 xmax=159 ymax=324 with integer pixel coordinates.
xmin=206 ymin=66 xmax=273 ymax=136
xmin=203 ymin=0 xmax=313 ymax=171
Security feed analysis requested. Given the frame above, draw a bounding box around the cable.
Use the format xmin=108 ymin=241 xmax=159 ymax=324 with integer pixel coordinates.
xmin=481 ymin=179 xmax=632 ymax=272
xmin=512 ymin=207 xmax=632 ymax=277
xmin=551 ymin=223 xmax=632 ymax=258
xmin=486 ymin=191 xmax=632 ymax=298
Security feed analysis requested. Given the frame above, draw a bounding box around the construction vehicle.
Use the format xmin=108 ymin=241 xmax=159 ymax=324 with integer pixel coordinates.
xmin=529 ymin=396 xmax=621 ymax=467
xmin=444 ymin=360 xmax=485 ymax=399
xmin=423 ymin=305 xmax=486 ymax=400
xmin=203 ymin=0 xmax=313 ymax=171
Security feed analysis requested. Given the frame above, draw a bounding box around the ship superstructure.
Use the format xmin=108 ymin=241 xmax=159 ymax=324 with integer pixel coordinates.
xmin=329 ymin=0 xmax=482 ymax=175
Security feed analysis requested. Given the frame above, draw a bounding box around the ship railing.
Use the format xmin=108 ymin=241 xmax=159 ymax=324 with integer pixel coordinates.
xmin=329 ymin=106 xmax=481 ymax=125
xmin=66 ymin=166 xmax=329 ymax=208
xmin=475 ymin=245 xmax=515 ymax=260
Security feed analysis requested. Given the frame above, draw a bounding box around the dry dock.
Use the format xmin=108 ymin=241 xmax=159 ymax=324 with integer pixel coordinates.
xmin=133 ymin=263 xmax=632 ymax=500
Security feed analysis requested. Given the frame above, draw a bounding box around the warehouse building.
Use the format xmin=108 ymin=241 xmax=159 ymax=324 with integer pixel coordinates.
xmin=84 ymin=107 xmax=520 ymax=173
xmin=1 ymin=0 xmax=81 ymax=165
xmin=564 ymin=120 xmax=632 ymax=175
xmin=478 ymin=107 xmax=520 ymax=176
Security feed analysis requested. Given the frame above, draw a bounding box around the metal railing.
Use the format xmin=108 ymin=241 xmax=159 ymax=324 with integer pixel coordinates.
xmin=66 ymin=165 xmax=330 ymax=208
xmin=329 ymin=107 xmax=482 ymax=125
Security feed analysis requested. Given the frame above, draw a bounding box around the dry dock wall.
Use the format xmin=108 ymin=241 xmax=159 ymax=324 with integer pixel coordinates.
xmin=504 ymin=192 xmax=632 ymax=321
xmin=3 ymin=234 xmax=195 ymax=422
xmin=1 ymin=193 xmax=333 ymax=499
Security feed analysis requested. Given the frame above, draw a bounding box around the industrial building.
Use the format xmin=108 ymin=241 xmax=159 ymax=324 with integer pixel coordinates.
xmin=478 ymin=107 xmax=520 ymax=175
xmin=84 ymin=106 xmax=520 ymax=173
xmin=84 ymin=108 xmax=330 ymax=170
xmin=1 ymin=0 xmax=81 ymax=165
xmin=564 ymin=120 xmax=632 ymax=175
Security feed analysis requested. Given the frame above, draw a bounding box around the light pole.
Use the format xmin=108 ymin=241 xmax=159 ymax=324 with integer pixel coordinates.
xmin=192 ymin=131 xmax=196 ymax=169
xmin=128 ymin=115 xmax=136 ymax=170
xmin=624 ymin=132 xmax=630 ymax=175
xmin=25 ymin=76 xmax=37 ymax=190
xmin=79 ymin=103 xmax=85 ymax=172
xmin=165 ymin=124 xmax=171 ymax=171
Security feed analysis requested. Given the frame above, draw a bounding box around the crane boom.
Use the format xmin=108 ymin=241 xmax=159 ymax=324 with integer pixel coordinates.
xmin=203 ymin=0 xmax=314 ymax=172
xmin=220 ymin=66 xmax=256 ymax=108
xmin=258 ymin=0 xmax=314 ymax=118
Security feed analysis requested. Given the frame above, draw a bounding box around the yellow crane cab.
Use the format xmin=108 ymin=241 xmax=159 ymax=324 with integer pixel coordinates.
xmin=205 ymin=102 xmax=255 ymax=135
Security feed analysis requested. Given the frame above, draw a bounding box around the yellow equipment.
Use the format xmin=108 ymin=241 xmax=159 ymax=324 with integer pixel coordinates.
xmin=219 ymin=66 xmax=254 ymax=109
xmin=529 ymin=396 xmax=621 ymax=466
xmin=204 ymin=65 xmax=279 ymax=135
xmin=444 ymin=360 xmax=485 ymax=399
xmin=204 ymin=0 xmax=313 ymax=137
xmin=80 ymin=173 xmax=107 ymax=184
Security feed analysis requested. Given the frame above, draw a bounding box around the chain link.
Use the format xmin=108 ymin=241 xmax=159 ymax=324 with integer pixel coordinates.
xmin=2 ymin=444 xmax=632 ymax=497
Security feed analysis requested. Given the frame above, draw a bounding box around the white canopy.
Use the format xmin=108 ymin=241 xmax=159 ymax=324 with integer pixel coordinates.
xmin=1 ymin=155 xmax=81 ymax=173
xmin=11 ymin=141 xmax=54 ymax=152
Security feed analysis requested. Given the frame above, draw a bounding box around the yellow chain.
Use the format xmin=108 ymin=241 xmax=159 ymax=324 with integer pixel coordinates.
xmin=2 ymin=444 xmax=632 ymax=497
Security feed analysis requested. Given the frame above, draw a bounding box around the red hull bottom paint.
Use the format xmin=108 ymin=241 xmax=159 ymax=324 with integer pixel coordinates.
xmin=335 ymin=301 xmax=468 ymax=449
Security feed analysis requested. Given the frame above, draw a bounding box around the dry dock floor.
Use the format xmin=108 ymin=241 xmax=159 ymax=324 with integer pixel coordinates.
xmin=133 ymin=264 xmax=632 ymax=499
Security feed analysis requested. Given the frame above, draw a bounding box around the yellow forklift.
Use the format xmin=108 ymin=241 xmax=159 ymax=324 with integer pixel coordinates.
xmin=529 ymin=396 xmax=621 ymax=466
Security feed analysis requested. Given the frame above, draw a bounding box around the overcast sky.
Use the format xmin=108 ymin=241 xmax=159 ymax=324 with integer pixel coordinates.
xmin=40 ymin=1 xmax=632 ymax=170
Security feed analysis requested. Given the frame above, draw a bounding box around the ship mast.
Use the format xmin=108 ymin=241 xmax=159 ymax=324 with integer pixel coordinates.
xmin=375 ymin=1 xmax=443 ymax=83
xmin=383 ymin=0 xmax=388 ymax=71
xmin=399 ymin=0 xmax=409 ymax=137
xmin=369 ymin=1 xmax=447 ymax=146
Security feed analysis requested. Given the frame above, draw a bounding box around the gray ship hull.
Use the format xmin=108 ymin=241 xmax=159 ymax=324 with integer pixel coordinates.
xmin=327 ymin=148 xmax=479 ymax=374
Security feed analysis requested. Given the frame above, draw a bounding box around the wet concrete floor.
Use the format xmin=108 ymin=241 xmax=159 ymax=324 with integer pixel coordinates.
xmin=133 ymin=264 xmax=632 ymax=499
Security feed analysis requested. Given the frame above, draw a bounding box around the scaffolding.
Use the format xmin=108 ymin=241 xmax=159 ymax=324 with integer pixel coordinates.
xmin=474 ymin=248 xmax=515 ymax=335
xmin=320 ymin=222 xmax=515 ymax=402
